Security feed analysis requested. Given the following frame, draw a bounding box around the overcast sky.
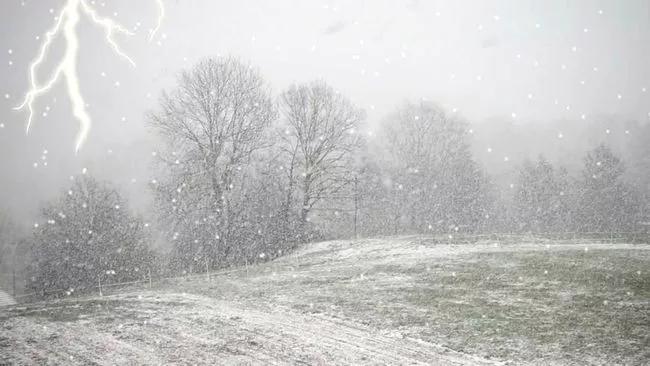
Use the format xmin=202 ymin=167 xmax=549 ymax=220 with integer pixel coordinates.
xmin=1 ymin=0 xmax=649 ymax=225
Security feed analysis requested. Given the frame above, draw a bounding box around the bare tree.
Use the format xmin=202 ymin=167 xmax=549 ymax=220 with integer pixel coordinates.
xmin=278 ymin=81 xmax=364 ymax=231
xmin=148 ymin=57 xmax=277 ymax=267
xmin=513 ymin=156 xmax=573 ymax=233
xmin=371 ymin=101 xmax=491 ymax=233
xmin=27 ymin=175 xmax=151 ymax=297
xmin=576 ymin=144 xmax=642 ymax=232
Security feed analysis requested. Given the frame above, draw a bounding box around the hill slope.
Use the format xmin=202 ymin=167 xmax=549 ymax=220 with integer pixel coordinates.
xmin=1 ymin=237 xmax=649 ymax=365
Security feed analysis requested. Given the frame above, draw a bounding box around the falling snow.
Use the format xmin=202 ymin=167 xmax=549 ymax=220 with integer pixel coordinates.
xmin=0 ymin=2 xmax=649 ymax=365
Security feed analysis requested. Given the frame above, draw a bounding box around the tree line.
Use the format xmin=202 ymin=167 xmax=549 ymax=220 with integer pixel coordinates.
xmin=3 ymin=56 xmax=646 ymax=297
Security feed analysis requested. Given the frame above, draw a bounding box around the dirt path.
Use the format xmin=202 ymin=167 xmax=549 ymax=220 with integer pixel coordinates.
xmin=1 ymin=290 xmax=500 ymax=365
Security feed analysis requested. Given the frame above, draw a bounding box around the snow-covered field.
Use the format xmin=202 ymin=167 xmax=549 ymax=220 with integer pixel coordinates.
xmin=1 ymin=237 xmax=648 ymax=365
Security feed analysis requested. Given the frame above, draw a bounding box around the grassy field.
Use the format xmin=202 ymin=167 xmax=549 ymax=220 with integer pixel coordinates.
xmin=1 ymin=237 xmax=648 ymax=365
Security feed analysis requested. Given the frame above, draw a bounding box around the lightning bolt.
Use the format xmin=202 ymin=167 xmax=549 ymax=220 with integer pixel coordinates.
xmin=79 ymin=0 xmax=135 ymax=67
xmin=15 ymin=0 xmax=164 ymax=152
xmin=149 ymin=0 xmax=165 ymax=42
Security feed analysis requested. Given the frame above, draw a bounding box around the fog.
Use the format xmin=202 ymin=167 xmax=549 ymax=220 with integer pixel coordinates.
xmin=1 ymin=0 xmax=649 ymax=226
xmin=1 ymin=2 xmax=650 ymax=365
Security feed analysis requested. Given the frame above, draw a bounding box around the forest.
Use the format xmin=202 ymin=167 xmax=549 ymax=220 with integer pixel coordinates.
xmin=0 ymin=56 xmax=648 ymax=298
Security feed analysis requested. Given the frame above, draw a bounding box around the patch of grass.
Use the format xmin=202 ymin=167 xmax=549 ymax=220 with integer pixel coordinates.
xmin=277 ymin=249 xmax=649 ymax=364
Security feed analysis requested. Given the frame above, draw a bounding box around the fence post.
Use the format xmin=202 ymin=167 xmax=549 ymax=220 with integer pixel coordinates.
xmin=353 ymin=176 xmax=358 ymax=239
xmin=12 ymin=267 xmax=16 ymax=297
xmin=98 ymin=276 xmax=103 ymax=297
xmin=205 ymin=258 xmax=210 ymax=281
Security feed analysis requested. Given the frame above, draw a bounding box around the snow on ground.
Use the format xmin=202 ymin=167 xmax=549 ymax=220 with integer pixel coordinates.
xmin=1 ymin=237 xmax=648 ymax=365
xmin=0 ymin=289 xmax=15 ymax=307
xmin=0 ymin=291 xmax=497 ymax=365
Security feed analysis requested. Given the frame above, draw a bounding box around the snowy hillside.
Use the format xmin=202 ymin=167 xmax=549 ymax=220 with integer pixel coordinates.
xmin=1 ymin=237 xmax=648 ymax=365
